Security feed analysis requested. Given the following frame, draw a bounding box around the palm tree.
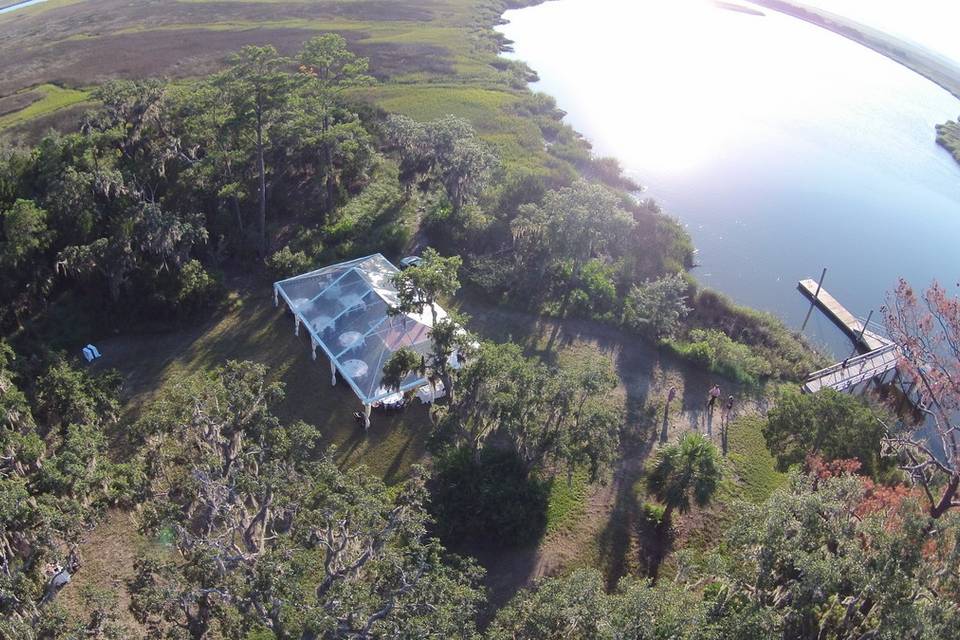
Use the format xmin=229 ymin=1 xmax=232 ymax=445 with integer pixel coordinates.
xmin=646 ymin=432 xmax=721 ymax=528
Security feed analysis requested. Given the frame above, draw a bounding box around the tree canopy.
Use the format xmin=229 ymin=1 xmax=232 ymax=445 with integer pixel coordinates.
xmin=762 ymin=387 xmax=890 ymax=479
xmin=646 ymin=433 xmax=722 ymax=526
xmin=131 ymin=360 xmax=483 ymax=640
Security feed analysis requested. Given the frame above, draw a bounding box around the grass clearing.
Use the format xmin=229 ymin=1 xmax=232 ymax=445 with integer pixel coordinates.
xmin=0 ymin=83 xmax=90 ymax=131
xmin=351 ymin=84 xmax=550 ymax=171
xmin=722 ymin=414 xmax=786 ymax=504
xmin=95 ymin=276 xmax=432 ymax=484
xmin=545 ymin=468 xmax=590 ymax=534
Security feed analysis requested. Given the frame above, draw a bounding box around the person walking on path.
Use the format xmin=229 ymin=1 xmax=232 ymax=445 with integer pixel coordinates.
xmin=707 ymin=384 xmax=721 ymax=412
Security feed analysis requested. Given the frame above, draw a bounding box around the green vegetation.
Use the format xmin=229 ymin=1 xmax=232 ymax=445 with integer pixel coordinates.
xmin=622 ymin=272 xmax=691 ymax=340
xmin=0 ymin=84 xmax=90 ymax=131
xmin=490 ymin=473 xmax=960 ymax=639
xmin=763 ymin=387 xmax=893 ymax=479
xmin=0 ymin=0 xmax=890 ymax=634
xmin=936 ymin=118 xmax=960 ymax=164
xmin=646 ymin=433 xmax=722 ymax=528
xmin=666 ymin=328 xmax=773 ymax=386
xmin=545 ymin=468 xmax=590 ymax=534
xmin=723 ymin=414 xmax=786 ymax=504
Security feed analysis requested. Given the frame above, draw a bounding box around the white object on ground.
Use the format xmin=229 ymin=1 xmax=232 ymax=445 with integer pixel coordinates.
xmin=82 ymin=347 xmax=94 ymax=363
xmin=87 ymin=344 xmax=102 ymax=358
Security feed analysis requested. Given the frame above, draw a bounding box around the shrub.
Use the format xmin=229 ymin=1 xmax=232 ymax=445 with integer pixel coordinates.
xmin=642 ymin=502 xmax=666 ymax=527
xmin=668 ymin=329 xmax=772 ymax=385
xmin=762 ymin=387 xmax=894 ymax=480
xmin=623 ymin=273 xmax=691 ymax=340
xmin=267 ymin=245 xmax=312 ymax=280
xmin=174 ymin=260 xmax=222 ymax=316
xmin=428 ymin=446 xmax=548 ymax=550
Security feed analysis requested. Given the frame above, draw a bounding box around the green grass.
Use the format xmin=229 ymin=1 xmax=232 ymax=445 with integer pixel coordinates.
xmin=351 ymin=84 xmax=551 ymax=172
xmin=0 ymin=84 xmax=91 ymax=131
xmin=545 ymin=468 xmax=589 ymax=534
xmin=721 ymin=414 xmax=786 ymax=504
xmin=95 ymin=281 xmax=432 ymax=485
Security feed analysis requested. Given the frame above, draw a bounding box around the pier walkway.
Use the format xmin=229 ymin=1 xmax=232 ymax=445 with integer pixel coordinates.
xmin=798 ymin=279 xmax=890 ymax=352
xmin=798 ymin=278 xmax=899 ymax=394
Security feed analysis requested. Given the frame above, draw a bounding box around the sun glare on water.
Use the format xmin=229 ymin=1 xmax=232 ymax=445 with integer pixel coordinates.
xmin=504 ymin=0 xmax=935 ymax=176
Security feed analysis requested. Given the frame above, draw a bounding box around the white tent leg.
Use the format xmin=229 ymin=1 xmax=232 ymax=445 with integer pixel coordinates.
xmin=330 ymin=359 xmax=337 ymax=386
xmin=294 ymin=316 xmax=300 ymax=337
xmin=363 ymin=403 xmax=371 ymax=430
xmin=273 ymin=287 xmax=279 ymax=307
xmin=311 ymin=337 xmax=318 ymax=361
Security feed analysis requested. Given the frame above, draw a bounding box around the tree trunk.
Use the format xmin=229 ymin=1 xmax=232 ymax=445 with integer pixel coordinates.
xmin=930 ymin=473 xmax=960 ymax=518
xmin=256 ymin=113 xmax=267 ymax=258
xmin=661 ymin=503 xmax=674 ymax=531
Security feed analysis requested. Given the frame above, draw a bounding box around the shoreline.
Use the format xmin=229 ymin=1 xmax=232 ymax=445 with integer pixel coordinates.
xmin=747 ymin=0 xmax=960 ymax=102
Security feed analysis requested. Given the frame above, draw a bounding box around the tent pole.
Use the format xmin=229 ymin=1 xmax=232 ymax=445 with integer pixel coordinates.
xmin=363 ymin=403 xmax=371 ymax=430
xmin=294 ymin=315 xmax=300 ymax=337
xmin=330 ymin=359 xmax=337 ymax=386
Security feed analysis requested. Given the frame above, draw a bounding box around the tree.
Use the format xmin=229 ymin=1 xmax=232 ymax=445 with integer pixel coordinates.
xmin=293 ymin=35 xmax=375 ymax=213
xmin=511 ymin=180 xmax=634 ymax=317
xmin=385 ymin=115 xmax=497 ymax=211
xmin=0 ymin=199 xmax=50 ymax=268
xmin=56 ymin=200 xmax=207 ymax=303
xmin=487 ymin=568 xmax=709 ymax=640
xmin=489 ymin=468 xmax=960 ymax=640
xmin=390 ymin=248 xmax=462 ymax=327
xmin=762 ymin=387 xmax=890 ymax=479
xmin=716 ymin=471 xmax=960 ymax=639
xmin=381 ymin=346 xmax=424 ymax=392
xmin=884 ymin=278 xmax=960 ymax=517
xmin=622 ymin=272 xmax=690 ymax=340
xmin=131 ymin=360 xmax=483 ymax=639
xmin=448 ymin=342 xmax=620 ymax=480
xmin=646 ymin=433 xmax=721 ymax=527
xmin=214 ymin=46 xmax=293 ymax=255
xmin=0 ymin=346 xmax=138 ymax=638
xmin=381 ymin=316 xmax=475 ymax=404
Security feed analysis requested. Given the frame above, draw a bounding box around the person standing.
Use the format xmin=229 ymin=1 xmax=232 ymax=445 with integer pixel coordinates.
xmin=707 ymin=384 xmax=721 ymax=412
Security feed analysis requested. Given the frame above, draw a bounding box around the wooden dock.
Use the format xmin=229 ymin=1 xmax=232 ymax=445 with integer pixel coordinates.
xmin=802 ymin=343 xmax=899 ymax=394
xmin=797 ymin=279 xmax=890 ymax=352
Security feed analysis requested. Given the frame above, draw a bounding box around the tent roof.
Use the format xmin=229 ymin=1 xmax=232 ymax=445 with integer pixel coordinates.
xmin=274 ymin=254 xmax=446 ymax=405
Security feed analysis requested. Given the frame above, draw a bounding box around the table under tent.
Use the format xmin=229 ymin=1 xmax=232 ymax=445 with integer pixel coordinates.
xmin=273 ymin=254 xmax=450 ymax=428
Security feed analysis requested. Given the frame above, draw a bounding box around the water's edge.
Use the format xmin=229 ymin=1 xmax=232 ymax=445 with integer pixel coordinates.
xmin=0 ymin=0 xmax=49 ymax=15
xmin=748 ymin=0 xmax=960 ymax=101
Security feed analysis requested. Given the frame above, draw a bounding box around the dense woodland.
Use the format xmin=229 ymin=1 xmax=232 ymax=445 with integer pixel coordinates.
xmin=1 ymin=2 xmax=960 ymax=638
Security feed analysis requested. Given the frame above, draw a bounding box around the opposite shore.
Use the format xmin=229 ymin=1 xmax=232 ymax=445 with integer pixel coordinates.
xmin=748 ymin=0 xmax=960 ymax=101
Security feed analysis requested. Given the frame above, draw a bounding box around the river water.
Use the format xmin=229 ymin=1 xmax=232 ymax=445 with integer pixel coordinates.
xmin=498 ymin=0 xmax=960 ymax=356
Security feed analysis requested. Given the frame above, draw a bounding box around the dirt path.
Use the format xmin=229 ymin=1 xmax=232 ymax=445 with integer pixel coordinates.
xmin=461 ymin=299 xmax=773 ymax=607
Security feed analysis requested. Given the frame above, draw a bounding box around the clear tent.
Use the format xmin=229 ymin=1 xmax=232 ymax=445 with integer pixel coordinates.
xmin=273 ymin=254 xmax=447 ymax=407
